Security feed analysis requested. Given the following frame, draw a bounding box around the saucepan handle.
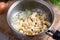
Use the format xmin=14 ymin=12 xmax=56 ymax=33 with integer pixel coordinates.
xmin=53 ymin=30 xmax=60 ymax=40
xmin=46 ymin=30 xmax=60 ymax=40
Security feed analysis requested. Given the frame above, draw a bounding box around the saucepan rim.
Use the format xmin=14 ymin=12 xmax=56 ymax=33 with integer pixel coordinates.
xmin=7 ymin=0 xmax=54 ymax=36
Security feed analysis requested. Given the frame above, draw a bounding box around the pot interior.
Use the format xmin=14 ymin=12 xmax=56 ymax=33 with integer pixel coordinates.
xmin=8 ymin=0 xmax=54 ymax=36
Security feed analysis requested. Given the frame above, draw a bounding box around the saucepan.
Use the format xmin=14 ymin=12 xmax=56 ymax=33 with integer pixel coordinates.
xmin=7 ymin=0 xmax=60 ymax=40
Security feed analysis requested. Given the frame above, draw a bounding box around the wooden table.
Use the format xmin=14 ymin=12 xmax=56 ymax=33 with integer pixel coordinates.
xmin=0 ymin=0 xmax=60 ymax=40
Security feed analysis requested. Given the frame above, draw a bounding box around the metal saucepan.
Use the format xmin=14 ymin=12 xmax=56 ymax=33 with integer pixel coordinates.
xmin=7 ymin=0 xmax=60 ymax=40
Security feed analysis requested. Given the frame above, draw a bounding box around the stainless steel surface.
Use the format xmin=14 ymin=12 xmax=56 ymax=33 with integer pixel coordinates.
xmin=7 ymin=0 xmax=54 ymax=39
xmin=0 ymin=32 xmax=9 ymax=40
